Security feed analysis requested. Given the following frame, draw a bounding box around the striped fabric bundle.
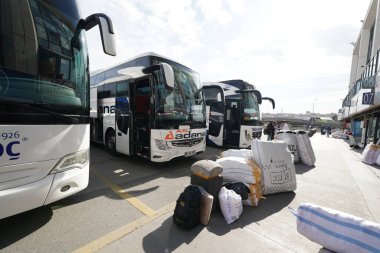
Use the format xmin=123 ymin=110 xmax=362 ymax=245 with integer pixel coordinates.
xmin=292 ymin=203 xmax=380 ymax=253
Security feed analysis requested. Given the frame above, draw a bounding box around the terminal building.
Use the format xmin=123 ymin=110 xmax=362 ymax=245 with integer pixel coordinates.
xmin=341 ymin=0 xmax=380 ymax=145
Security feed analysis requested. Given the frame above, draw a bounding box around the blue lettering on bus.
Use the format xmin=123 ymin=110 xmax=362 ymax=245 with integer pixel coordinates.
xmin=0 ymin=141 xmax=20 ymax=160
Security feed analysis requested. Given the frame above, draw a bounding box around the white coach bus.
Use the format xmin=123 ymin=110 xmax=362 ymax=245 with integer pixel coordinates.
xmin=90 ymin=53 xmax=207 ymax=162
xmin=203 ymin=80 xmax=275 ymax=148
xmin=0 ymin=0 xmax=116 ymax=219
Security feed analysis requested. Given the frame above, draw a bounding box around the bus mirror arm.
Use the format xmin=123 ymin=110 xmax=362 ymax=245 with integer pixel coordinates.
xmin=262 ymin=97 xmax=275 ymax=109
xmin=83 ymin=13 xmax=116 ymax=56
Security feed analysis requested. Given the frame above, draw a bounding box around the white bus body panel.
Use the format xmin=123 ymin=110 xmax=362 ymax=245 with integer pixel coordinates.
xmin=90 ymin=87 xmax=98 ymax=118
xmin=150 ymin=128 xmax=207 ymax=162
xmin=0 ymin=125 xmax=89 ymax=219
xmin=100 ymin=98 xmax=116 ymax=144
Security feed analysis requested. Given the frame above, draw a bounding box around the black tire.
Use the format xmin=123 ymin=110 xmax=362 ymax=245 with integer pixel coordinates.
xmin=105 ymin=129 xmax=117 ymax=155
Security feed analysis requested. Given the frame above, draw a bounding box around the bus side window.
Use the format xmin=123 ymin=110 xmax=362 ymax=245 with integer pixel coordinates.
xmin=105 ymin=82 xmax=116 ymax=97
xmin=116 ymin=81 xmax=129 ymax=96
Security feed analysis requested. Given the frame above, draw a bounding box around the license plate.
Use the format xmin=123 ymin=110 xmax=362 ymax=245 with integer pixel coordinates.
xmin=185 ymin=150 xmax=196 ymax=157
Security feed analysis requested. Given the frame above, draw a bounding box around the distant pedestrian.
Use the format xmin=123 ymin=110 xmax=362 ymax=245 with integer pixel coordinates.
xmin=326 ymin=126 xmax=331 ymax=138
xmin=266 ymin=121 xmax=275 ymax=141
xmin=281 ymin=121 xmax=290 ymax=131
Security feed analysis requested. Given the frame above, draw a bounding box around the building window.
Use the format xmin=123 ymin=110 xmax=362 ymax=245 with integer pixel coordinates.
xmin=367 ymin=23 xmax=375 ymax=64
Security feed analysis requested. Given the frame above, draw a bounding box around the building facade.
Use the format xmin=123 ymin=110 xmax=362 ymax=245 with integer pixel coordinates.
xmin=341 ymin=0 xmax=380 ymax=145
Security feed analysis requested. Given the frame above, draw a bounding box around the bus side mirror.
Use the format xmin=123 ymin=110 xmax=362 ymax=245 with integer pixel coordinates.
xmin=262 ymin=97 xmax=275 ymax=109
xmin=161 ymin=63 xmax=174 ymax=88
xmin=252 ymin=90 xmax=262 ymax=104
xmin=84 ymin=13 xmax=116 ymax=56
xmin=142 ymin=63 xmax=175 ymax=89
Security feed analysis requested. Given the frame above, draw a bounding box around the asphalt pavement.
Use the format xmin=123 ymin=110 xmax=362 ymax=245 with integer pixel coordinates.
xmin=93 ymin=133 xmax=380 ymax=253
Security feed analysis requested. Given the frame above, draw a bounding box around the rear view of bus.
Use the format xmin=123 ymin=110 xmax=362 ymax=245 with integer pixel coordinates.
xmin=0 ymin=0 xmax=115 ymax=219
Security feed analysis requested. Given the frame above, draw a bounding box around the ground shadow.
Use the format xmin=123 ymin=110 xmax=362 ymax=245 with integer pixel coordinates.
xmin=142 ymin=216 xmax=204 ymax=253
xmin=295 ymin=163 xmax=315 ymax=174
xmin=0 ymin=206 xmax=52 ymax=250
xmin=206 ymin=192 xmax=296 ymax=236
xmin=142 ymin=192 xmax=296 ymax=252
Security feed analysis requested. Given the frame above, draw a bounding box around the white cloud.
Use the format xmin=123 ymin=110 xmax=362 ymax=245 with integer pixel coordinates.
xmin=78 ymin=0 xmax=372 ymax=114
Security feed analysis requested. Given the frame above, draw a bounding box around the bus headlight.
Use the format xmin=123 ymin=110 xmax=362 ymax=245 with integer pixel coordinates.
xmin=50 ymin=149 xmax=89 ymax=174
xmin=155 ymin=140 xmax=170 ymax=150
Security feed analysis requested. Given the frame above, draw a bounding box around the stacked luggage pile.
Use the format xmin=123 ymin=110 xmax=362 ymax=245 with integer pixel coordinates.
xmin=173 ymin=131 xmax=316 ymax=228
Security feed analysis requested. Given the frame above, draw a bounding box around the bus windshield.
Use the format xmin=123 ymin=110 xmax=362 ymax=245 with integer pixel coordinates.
xmin=0 ymin=0 xmax=89 ymax=123
xmin=242 ymin=92 xmax=260 ymax=124
xmin=153 ymin=59 xmax=206 ymax=129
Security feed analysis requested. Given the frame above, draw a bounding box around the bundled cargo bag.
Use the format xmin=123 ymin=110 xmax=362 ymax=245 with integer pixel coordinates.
xmin=275 ymin=131 xmax=300 ymax=163
xmin=291 ymin=203 xmax=380 ymax=253
xmin=251 ymin=139 xmax=296 ymax=195
xmin=223 ymin=182 xmax=250 ymax=200
xmin=221 ymin=149 xmax=252 ymax=159
xmin=190 ymin=160 xmax=223 ymax=179
xmin=361 ymin=143 xmax=380 ymax=165
xmin=173 ymin=185 xmax=202 ymax=229
xmin=295 ymin=131 xmax=316 ymax=166
xmin=219 ymin=186 xmax=243 ymax=224
xmin=216 ymin=157 xmax=261 ymax=185
xmin=197 ymin=186 xmax=214 ymax=226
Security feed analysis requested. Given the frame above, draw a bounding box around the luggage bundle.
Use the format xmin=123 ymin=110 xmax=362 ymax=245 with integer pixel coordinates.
xmin=275 ymin=131 xmax=300 ymax=163
xmin=361 ymin=143 xmax=380 ymax=165
xmin=291 ymin=203 xmax=380 ymax=253
xmin=251 ymin=139 xmax=297 ymax=195
xmin=295 ymin=131 xmax=316 ymax=166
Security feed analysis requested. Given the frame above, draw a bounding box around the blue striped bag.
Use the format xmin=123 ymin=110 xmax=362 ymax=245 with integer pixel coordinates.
xmin=290 ymin=203 xmax=380 ymax=253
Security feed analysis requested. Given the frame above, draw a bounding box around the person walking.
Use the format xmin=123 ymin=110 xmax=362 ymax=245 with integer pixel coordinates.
xmin=281 ymin=121 xmax=290 ymax=131
xmin=266 ymin=121 xmax=276 ymax=141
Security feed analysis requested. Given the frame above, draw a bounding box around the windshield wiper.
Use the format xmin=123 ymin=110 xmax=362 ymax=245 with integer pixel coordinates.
xmin=0 ymin=100 xmax=79 ymax=123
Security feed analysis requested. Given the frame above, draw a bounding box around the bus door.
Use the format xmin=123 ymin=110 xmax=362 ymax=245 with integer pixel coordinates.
xmin=115 ymin=81 xmax=130 ymax=155
xmin=203 ymin=85 xmax=225 ymax=147
xmin=130 ymin=76 xmax=152 ymax=157
xmin=224 ymin=100 xmax=241 ymax=147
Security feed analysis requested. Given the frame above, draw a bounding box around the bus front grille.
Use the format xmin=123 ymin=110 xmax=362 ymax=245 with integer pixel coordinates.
xmin=171 ymin=137 xmax=203 ymax=147
xmin=252 ymin=130 xmax=262 ymax=139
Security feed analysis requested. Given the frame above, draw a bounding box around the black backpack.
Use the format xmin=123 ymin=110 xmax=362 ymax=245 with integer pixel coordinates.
xmin=223 ymin=182 xmax=250 ymax=200
xmin=173 ymin=185 xmax=202 ymax=229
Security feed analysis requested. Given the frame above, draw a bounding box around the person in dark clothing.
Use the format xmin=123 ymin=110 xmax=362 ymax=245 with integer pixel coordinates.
xmin=266 ymin=121 xmax=276 ymax=141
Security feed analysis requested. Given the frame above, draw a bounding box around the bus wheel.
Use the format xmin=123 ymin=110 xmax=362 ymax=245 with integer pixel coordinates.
xmin=106 ymin=130 xmax=116 ymax=155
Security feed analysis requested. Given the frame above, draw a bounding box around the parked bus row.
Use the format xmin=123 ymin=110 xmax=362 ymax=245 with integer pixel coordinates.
xmin=0 ymin=0 xmax=274 ymax=219
xmin=89 ymin=54 xmax=276 ymax=160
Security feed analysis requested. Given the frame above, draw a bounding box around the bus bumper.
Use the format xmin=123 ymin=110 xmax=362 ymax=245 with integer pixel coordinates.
xmin=0 ymin=165 xmax=89 ymax=219
xmin=44 ymin=164 xmax=89 ymax=205
xmin=150 ymin=146 xmax=205 ymax=162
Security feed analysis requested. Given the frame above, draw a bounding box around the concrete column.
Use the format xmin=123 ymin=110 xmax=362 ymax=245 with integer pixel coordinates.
xmin=371 ymin=0 xmax=380 ymax=56
xmin=356 ymin=29 xmax=371 ymax=80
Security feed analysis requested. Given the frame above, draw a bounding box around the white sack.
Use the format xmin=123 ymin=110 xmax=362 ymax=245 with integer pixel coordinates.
xmin=295 ymin=132 xmax=316 ymax=166
xmin=293 ymin=203 xmax=380 ymax=253
xmin=275 ymin=131 xmax=300 ymax=163
xmin=361 ymin=144 xmax=380 ymax=165
xmin=221 ymin=149 xmax=252 ymax=159
xmin=251 ymin=139 xmax=297 ymax=195
xmin=216 ymin=157 xmax=259 ymax=184
xmin=218 ymin=187 xmax=243 ymax=224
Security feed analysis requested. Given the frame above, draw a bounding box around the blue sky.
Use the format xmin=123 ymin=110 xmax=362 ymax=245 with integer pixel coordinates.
xmin=78 ymin=0 xmax=371 ymax=114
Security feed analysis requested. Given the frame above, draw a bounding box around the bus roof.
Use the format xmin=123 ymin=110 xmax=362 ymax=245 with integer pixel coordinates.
xmin=203 ymin=80 xmax=257 ymax=91
xmin=90 ymin=52 xmax=192 ymax=76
